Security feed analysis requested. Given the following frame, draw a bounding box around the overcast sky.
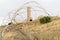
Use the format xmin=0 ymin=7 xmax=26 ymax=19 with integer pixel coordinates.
xmin=0 ymin=0 xmax=60 ymax=25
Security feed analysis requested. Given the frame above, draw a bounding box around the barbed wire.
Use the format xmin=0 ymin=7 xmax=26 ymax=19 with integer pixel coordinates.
xmin=8 ymin=1 xmax=50 ymax=23
xmin=1 ymin=0 xmax=50 ymax=35
xmin=17 ymin=1 xmax=50 ymax=15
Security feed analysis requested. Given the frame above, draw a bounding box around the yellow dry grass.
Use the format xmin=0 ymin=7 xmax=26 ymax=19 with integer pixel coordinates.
xmin=1 ymin=16 xmax=60 ymax=40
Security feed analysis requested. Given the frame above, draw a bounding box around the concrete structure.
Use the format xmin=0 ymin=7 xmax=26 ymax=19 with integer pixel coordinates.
xmin=27 ymin=7 xmax=32 ymax=22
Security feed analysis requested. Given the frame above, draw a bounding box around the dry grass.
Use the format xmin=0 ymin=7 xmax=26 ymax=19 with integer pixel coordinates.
xmin=1 ymin=16 xmax=60 ymax=40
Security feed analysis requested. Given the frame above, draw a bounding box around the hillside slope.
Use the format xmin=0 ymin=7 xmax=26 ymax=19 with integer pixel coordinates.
xmin=1 ymin=16 xmax=60 ymax=40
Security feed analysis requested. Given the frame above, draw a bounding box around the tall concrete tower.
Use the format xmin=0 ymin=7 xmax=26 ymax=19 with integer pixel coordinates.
xmin=27 ymin=7 xmax=32 ymax=22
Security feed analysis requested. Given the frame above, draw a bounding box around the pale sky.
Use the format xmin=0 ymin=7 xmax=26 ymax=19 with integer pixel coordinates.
xmin=0 ymin=0 xmax=60 ymax=25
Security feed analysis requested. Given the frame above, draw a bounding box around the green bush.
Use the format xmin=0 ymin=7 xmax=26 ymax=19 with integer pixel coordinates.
xmin=40 ymin=16 xmax=51 ymax=24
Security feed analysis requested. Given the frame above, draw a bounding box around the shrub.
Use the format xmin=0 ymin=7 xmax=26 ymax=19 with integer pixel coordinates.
xmin=40 ymin=16 xmax=51 ymax=24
